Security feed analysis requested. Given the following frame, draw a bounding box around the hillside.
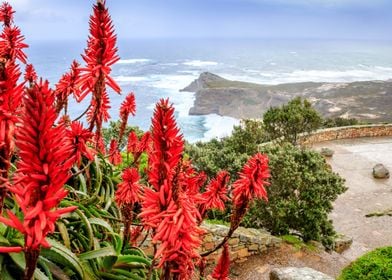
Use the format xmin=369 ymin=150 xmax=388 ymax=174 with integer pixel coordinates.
xmin=182 ymin=72 xmax=392 ymax=122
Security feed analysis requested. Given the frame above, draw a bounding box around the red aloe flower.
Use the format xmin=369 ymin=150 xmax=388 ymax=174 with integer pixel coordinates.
xmin=230 ymin=153 xmax=269 ymax=231
xmin=178 ymin=159 xmax=206 ymax=204
xmin=127 ymin=131 xmax=151 ymax=164
xmin=139 ymin=131 xmax=152 ymax=152
xmin=66 ymin=121 xmax=95 ymax=166
xmin=140 ymin=99 xmax=203 ymax=278
xmin=55 ymin=60 xmax=81 ymax=113
xmin=120 ymin=92 xmax=136 ymax=119
xmin=127 ymin=131 xmax=138 ymax=154
xmin=109 ymin=139 xmax=122 ymax=165
xmin=0 ymin=80 xmax=76 ymax=279
xmin=115 ymin=167 xmax=142 ymax=206
xmin=118 ymin=92 xmax=136 ymax=140
xmin=95 ymin=133 xmax=107 ymax=155
xmin=86 ymin=88 xmax=111 ymax=138
xmin=200 ymin=171 xmax=230 ymax=218
xmin=0 ymin=61 xmax=23 ymax=212
xmin=211 ymin=243 xmax=230 ymax=280
xmin=147 ymin=99 xmax=183 ymax=191
xmin=115 ymin=167 xmax=142 ymax=244
xmin=232 ymin=153 xmax=270 ymax=207
xmin=24 ymin=63 xmax=37 ymax=86
xmin=0 ymin=60 xmax=23 ymax=109
xmin=0 ymin=26 xmax=28 ymax=63
xmin=0 ymin=2 xmax=14 ymax=27
xmin=77 ymin=0 xmax=120 ymax=143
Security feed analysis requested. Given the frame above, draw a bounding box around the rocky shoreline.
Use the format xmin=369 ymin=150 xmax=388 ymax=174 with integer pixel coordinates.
xmin=182 ymin=72 xmax=392 ymax=122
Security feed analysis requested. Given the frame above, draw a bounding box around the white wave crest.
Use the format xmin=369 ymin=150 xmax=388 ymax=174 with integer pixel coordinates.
xmin=114 ymin=76 xmax=148 ymax=83
xmin=149 ymin=74 xmax=198 ymax=91
xmin=117 ymin=58 xmax=151 ymax=64
xmin=228 ymin=66 xmax=392 ymax=85
xmin=183 ymin=60 xmax=218 ymax=67
xmin=201 ymin=114 xmax=240 ymax=142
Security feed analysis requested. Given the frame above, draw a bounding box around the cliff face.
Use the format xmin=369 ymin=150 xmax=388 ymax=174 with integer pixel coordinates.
xmin=183 ymin=72 xmax=392 ymax=122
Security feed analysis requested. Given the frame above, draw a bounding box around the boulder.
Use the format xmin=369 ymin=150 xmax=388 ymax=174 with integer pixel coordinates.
xmin=372 ymin=163 xmax=390 ymax=179
xmin=334 ymin=234 xmax=353 ymax=253
xmin=320 ymin=148 xmax=334 ymax=157
xmin=270 ymin=267 xmax=334 ymax=280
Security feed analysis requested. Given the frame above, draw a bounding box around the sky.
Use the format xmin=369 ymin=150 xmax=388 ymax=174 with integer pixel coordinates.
xmin=11 ymin=0 xmax=392 ymax=41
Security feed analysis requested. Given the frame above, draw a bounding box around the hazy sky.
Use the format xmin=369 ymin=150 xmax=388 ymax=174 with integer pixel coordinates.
xmin=11 ymin=0 xmax=392 ymax=41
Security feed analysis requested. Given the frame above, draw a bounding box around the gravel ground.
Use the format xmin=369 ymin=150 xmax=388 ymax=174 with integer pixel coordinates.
xmin=230 ymin=244 xmax=350 ymax=279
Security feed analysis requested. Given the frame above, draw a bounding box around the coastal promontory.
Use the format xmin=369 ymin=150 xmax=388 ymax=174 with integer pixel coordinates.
xmin=182 ymin=72 xmax=392 ymax=122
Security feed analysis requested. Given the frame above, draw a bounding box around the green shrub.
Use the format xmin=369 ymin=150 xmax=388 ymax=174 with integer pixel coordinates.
xmin=339 ymin=247 xmax=392 ymax=280
xmin=185 ymin=139 xmax=249 ymax=179
xmin=225 ymin=119 xmax=268 ymax=155
xmin=243 ymin=143 xmax=347 ymax=248
xmin=263 ymin=97 xmax=322 ymax=145
xmin=322 ymin=117 xmax=362 ymax=128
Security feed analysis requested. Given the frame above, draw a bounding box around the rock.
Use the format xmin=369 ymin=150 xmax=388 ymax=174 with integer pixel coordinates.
xmin=270 ymin=267 xmax=334 ymax=280
xmin=372 ymin=163 xmax=390 ymax=179
xmin=334 ymin=234 xmax=353 ymax=253
xmin=180 ymin=72 xmax=226 ymax=92
xmin=320 ymin=148 xmax=334 ymax=157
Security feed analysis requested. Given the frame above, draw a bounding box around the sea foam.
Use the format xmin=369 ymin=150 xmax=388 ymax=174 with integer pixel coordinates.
xmin=183 ymin=60 xmax=218 ymax=67
xmin=226 ymin=66 xmax=392 ymax=85
xmin=201 ymin=114 xmax=240 ymax=142
xmin=117 ymin=58 xmax=151 ymax=64
xmin=114 ymin=76 xmax=148 ymax=83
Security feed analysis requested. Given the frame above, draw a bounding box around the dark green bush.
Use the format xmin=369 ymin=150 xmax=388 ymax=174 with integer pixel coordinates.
xmin=263 ymin=97 xmax=322 ymax=145
xmin=242 ymin=143 xmax=347 ymax=248
xmin=186 ymin=138 xmax=249 ymax=180
xmin=339 ymin=247 xmax=392 ymax=280
xmin=322 ymin=117 xmax=362 ymax=128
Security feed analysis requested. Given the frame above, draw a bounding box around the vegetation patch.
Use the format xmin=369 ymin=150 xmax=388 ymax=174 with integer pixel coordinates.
xmin=339 ymin=247 xmax=392 ymax=280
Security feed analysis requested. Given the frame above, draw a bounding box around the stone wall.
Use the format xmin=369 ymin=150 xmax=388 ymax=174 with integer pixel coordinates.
xmin=299 ymin=124 xmax=392 ymax=145
xmin=200 ymin=223 xmax=281 ymax=264
xmin=140 ymin=223 xmax=281 ymax=264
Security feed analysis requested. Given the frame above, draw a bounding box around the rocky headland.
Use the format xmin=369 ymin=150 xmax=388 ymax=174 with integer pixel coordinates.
xmin=182 ymin=72 xmax=392 ymax=122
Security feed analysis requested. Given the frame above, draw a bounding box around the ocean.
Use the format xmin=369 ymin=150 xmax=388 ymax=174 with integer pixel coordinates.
xmin=25 ymin=38 xmax=392 ymax=142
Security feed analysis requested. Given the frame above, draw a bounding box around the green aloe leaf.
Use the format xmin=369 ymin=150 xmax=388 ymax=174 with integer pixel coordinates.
xmin=79 ymin=246 xmax=116 ymax=261
xmin=57 ymin=221 xmax=71 ymax=249
xmin=39 ymin=256 xmax=69 ymax=280
xmin=97 ymin=271 xmax=129 ymax=280
xmin=9 ymin=252 xmax=50 ymax=280
xmin=74 ymin=209 xmax=94 ymax=250
xmin=102 ymin=255 xmax=118 ymax=271
xmin=116 ymin=254 xmax=151 ymax=266
xmin=41 ymin=238 xmax=85 ymax=279
xmin=0 ymin=266 xmax=14 ymax=280
xmin=89 ymin=218 xmax=114 ymax=233
xmin=111 ymin=269 xmax=145 ymax=280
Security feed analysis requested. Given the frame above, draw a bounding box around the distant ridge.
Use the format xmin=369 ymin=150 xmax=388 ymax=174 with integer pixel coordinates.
xmin=183 ymin=72 xmax=392 ymax=122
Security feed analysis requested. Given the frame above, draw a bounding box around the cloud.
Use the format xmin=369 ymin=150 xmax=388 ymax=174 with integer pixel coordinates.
xmin=10 ymin=0 xmax=30 ymax=11
xmin=29 ymin=8 xmax=66 ymax=21
xmin=225 ymin=0 xmax=389 ymax=8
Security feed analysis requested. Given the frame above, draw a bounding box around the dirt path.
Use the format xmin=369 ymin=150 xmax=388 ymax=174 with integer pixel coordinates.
xmin=315 ymin=137 xmax=392 ymax=260
xmin=230 ymin=137 xmax=392 ymax=279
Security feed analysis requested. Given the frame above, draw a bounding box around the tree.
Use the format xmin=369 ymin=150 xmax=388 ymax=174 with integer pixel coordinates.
xmin=225 ymin=119 xmax=267 ymax=155
xmin=263 ymin=97 xmax=322 ymax=145
xmin=243 ymin=143 xmax=347 ymax=248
